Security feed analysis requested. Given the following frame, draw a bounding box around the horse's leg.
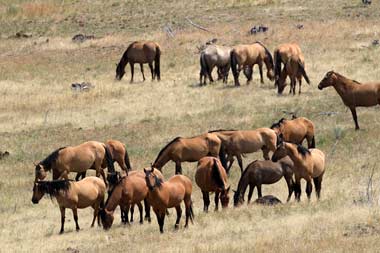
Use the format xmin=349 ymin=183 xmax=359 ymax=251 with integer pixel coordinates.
xmin=257 ymin=184 xmax=262 ymax=198
xmin=91 ymin=202 xmax=99 ymax=227
xmin=130 ymin=63 xmax=135 ymax=83
xmin=175 ymin=161 xmax=182 ymax=175
xmin=285 ymin=177 xmax=294 ymax=202
xmin=174 ymin=205 xmax=182 ymax=229
xmin=247 ymin=184 xmax=254 ymax=203
xmin=140 ymin=63 xmax=145 ymax=81
xmin=349 ymin=107 xmax=360 ymax=130
xmin=214 ymin=192 xmax=220 ymax=211
xmin=306 ymin=179 xmax=313 ymax=201
xmin=259 ymin=62 xmax=264 ymax=84
xmin=298 ymin=77 xmax=302 ymax=94
xmin=59 ymin=206 xmax=65 ymax=234
xmin=208 ymin=66 xmax=214 ymax=83
xmin=313 ymin=175 xmax=323 ymax=200
xmin=149 ymin=63 xmax=154 ymax=80
xmin=144 ymin=199 xmax=151 ymax=222
xmin=75 ymin=171 xmax=85 ymax=181
xmin=72 ymin=207 xmax=80 ymax=231
xmin=137 ymin=202 xmax=143 ymax=224
xmin=294 ymin=176 xmax=302 ymax=202
xmin=202 ymin=191 xmax=210 ymax=212
xmin=159 ymin=210 xmax=166 ymax=233
xmin=129 ymin=204 xmax=133 ymax=223
xmin=262 ymin=146 xmax=270 ymax=160
xmin=237 ymin=155 xmax=244 ymax=173
xmin=227 ymin=157 xmax=234 ymax=174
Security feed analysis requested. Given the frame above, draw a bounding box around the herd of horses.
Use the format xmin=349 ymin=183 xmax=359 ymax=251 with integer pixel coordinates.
xmin=31 ymin=38 xmax=380 ymax=234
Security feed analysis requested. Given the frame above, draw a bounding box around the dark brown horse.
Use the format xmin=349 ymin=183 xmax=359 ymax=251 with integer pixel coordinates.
xmin=115 ymin=41 xmax=161 ymax=82
xmin=318 ymin=71 xmax=380 ymax=130
xmin=233 ymin=157 xmax=294 ymax=206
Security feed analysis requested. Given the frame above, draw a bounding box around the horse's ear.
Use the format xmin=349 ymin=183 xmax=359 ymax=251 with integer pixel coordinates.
xmin=143 ymin=168 xmax=147 ymax=173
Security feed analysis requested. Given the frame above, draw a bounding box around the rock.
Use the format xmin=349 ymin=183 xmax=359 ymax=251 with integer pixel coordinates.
xmin=72 ymin=34 xmax=95 ymax=43
xmin=254 ymin=195 xmax=282 ymax=205
xmin=71 ymin=82 xmax=94 ymax=92
xmin=250 ymin=25 xmax=268 ymax=35
xmin=9 ymin=31 xmax=32 ymax=39
xmin=372 ymin=39 xmax=379 ymax=46
xmin=0 ymin=151 xmax=9 ymax=160
xmin=296 ymin=24 xmax=304 ymax=30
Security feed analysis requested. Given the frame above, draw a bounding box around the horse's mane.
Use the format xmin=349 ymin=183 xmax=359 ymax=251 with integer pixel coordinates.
xmin=153 ymin=137 xmax=181 ymax=165
xmin=211 ymin=159 xmax=225 ymax=189
xmin=255 ymin=41 xmax=274 ymax=67
xmin=270 ymin=118 xmax=287 ymax=129
xmin=297 ymin=144 xmax=310 ymax=157
xmin=153 ymin=174 xmax=164 ymax=188
xmin=37 ymin=179 xmax=71 ymax=198
xmin=39 ymin=147 xmax=66 ymax=171
xmin=333 ymin=72 xmax=362 ymax=85
xmin=208 ymin=129 xmax=237 ymax=133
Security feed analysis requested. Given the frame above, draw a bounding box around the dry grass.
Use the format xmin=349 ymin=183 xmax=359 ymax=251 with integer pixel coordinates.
xmin=1 ymin=0 xmax=380 ymax=252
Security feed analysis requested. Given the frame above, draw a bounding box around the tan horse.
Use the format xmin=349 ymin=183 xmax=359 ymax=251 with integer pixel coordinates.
xmin=152 ymin=133 xmax=222 ymax=174
xmin=200 ymin=44 xmax=232 ymax=85
xmin=115 ymin=41 xmax=161 ymax=82
xmin=144 ymin=167 xmax=194 ymax=233
xmin=210 ymin=128 xmax=279 ymax=173
xmin=34 ymin=141 xmax=115 ymax=184
xmin=230 ymin=41 xmax=275 ymax=86
xmin=270 ymin=117 xmax=315 ymax=148
xmin=318 ymin=71 xmax=380 ymax=130
xmin=31 ymin=177 xmax=106 ymax=234
xmin=272 ymin=139 xmax=325 ymax=201
xmin=195 ymin=157 xmax=230 ymax=212
xmin=75 ymin=139 xmax=132 ymax=180
xmin=99 ymin=170 xmax=163 ymax=229
xmin=274 ymin=43 xmax=310 ymax=94
xmin=233 ymin=157 xmax=294 ymax=206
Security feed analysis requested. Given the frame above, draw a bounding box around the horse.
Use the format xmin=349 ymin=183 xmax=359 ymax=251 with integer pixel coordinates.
xmin=233 ymin=157 xmax=294 ymax=207
xmin=99 ymin=170 xmax=163 ymax=230
xmin=34 ymin=141 xmax=115 ymax=185
xmin=75 ymin=139 xmax=132 ymax=181
xmin=152 ymin=133 xmax=222 ymax=175
xmin=31 ymin=177 xmax=106 ymax=234
xmin=195 ymin=157 xmax=230 ymax=212
xmin=270 ymin=117 xmax=315 ymax=148
xmin=318 ymin=71 xmax=380 ymax=130
xmin=210 ymin=128 xmax=279 ymax=173
xmin=199 ymin=44 xmax=232 ymax=85
xmin=274 ymin=43 xmax=310 ymax=95
xmin=271 ymin=138 xmax=325 ymax=201
xmin=115 ymin=41 xmax=161 ymax=83
xmin=230 ymin=41 xmax=274 ymax=86
xmin=144 ymin=167 xmax=194 ymax=233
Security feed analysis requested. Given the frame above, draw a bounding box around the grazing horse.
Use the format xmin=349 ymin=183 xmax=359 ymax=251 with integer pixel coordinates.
xmin=34 ymin=141 xmax=115 ymax=185
xmin=233 ymin=157 xmax=294 ymax=206
xmin=144 ymin=167 xmax=194 ymax=233
xmin=199 ymin=44 xmax=232 ymax=85
xmin=152 ymin=133 xmax=222 ymax=175
xmin=31 ymin=177 xmax=106 ymax=234
xmin=272 ymin=139 xmax=325 ymax=201
xmin=195 ymin=157 xmax=230 ymax=212
xmin=99 ymin=170 xmax=163 ymax=229
xmin=75 ymin=140 xmax=132 ymax=180
xmin=270 ymin=117 xmax=315 ymax=148
xmin=210 ymin=128 xmax=278 ymax=173
xmin=274 ymin=43 xmax=310 ymax=95
xmin=115 ymin=41 xmax=161 ymax=82
xmin=318 ymin=71 xmax=380 ymax=130
xmin=230 ymin=41 xmax=275 ymax=86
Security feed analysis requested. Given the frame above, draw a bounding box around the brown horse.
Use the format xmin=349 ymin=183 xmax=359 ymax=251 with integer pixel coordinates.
xmin=152 ymin=133 xmax=222 ymax=174
xmin=115 ymin=41 xmax=161 ymax=82
xmin=272 ymin=139 xmax=325 ymax=201
xmin=75 ymin=139 xmax=132 ymax=180
xmin=233 ymin=157 xmax=294 ymax=206
xmin=195 ymin=157 xmax=230 ymax=212
xmin=210 ymin=128 xmax=279 ymax=173
xmin=31 ymin=177 xmax=106 ymax=234
xmin=34 ymin=141 xmax=115 ymax=184
xmin=274 ymin=43 xmax=310 ymax=95
xmin=99 ymin=170 xmax=162 ymax=229
xmin=230 ymin=41 xmax=275 ymax=86
xmin=318 ymin=71 xmax=380 ymax=130
xmin=270 ymin=117 xmax=315 ymax=148
xmin=144 ymin=167 xmax=194 ymax=233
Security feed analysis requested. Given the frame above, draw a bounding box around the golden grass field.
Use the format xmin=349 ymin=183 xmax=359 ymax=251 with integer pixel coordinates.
xmin=1 ymin=0 xmax=380 ymax=252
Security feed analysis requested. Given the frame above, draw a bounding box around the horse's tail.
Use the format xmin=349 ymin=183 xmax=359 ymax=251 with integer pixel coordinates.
xmin=310 ymin=135 xmax=316 ymax=148
xmin=104 ymin=145 xmax=115 ymax=173
xmin=154 ymin=45 xmax=161 ymax=81
xmin=211 ymin=158 xmax=225 ymax=189
xmin=230 ymin=50 xmax=238 ymax=82
xmin=298 ymin=60 xmax=310 ymax=84
xmin=274 ymin=50 xmax=282 ymax=84
xmin=218 ymin=142 xmax=228 ymax=171
xmin=200 ymin=53 xmax=210 ymax=80
xmin=124 ymin=145 xmax=132 ymax=171
xmin=189 ymin=200 xmax=194 ymax=223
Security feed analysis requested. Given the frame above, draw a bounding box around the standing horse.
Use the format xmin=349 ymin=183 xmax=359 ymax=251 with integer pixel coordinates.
xmin=152 ymin=133 xmax=222 ymax=175
xmin=34 ymin=141 xmax=115 ymax=185
xmin=271 ymin=139 xmax=325 ymax=201
xmin=210 ymin=128 xmax=279 ymax=173
xmin=274 ymin=43 xmax=310 ymax=95
xmin=31 ymin=177 xmax=106 ymax=234
xmin=115 ymin=41 xmax=161 ymax=83
xmin=233 ymin=157 xmax=294 ymax=206
xmin=195 ymin=157 xmax=230 ymax=212
xmin=75 ymin=139 xmax=132 ymax=180
xmin=230 ymin=41 xmax=274 ymax=86
xmin=270 ymin=117 xmax=315 ymax=148
xmin=144 ymin=167 xmax=194 ymax=233
xmin=318 ymin=71 xmax=380 ymax=130
xmin=199 ymin=44 xmax=232 ymax=85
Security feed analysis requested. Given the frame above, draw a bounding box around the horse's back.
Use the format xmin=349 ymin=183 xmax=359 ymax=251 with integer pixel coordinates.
xmin=247 ymin=160 xmax=284 ymax=184
xmin=127 ymin=41 xmax=158 ymax=63
xmin=168 ymin=175 xmax=192 ymax=194
xmin=123 ymin=172 xmax=149 ymax=202
xmin=74 ymin=177 xmax=106 ymax=208
xmin=310 ymin=148 xmax=325 ymax=177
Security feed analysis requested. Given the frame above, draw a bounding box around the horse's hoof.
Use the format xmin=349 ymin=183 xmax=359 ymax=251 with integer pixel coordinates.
xmin=59 ymin=230 xmax=64 ymax=234
xmin=174 ymin=224 xmax=179 ymax=230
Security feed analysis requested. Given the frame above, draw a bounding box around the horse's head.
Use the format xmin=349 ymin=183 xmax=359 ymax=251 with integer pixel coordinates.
xmin=233 ymin=189 xmax=244 ymax=207
xmin=144 ymin=167 xmax=162 ymax=191
xmin=34 ymin=163 xmax=47 ymax=181
xmin=318 ymin=71 xmax=336 ymax=90
xmin=220 ymin=186 xmax=230 ymax=208
xmin=272 ymin=136 xmax=287 ymax=162
xmin=31 ymin=181 xmax=45 ymax=204
xmin=115 ymin=62 xmax=126 ymax=81
xmin=99 ymin=208 xmax=114 ymax=230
